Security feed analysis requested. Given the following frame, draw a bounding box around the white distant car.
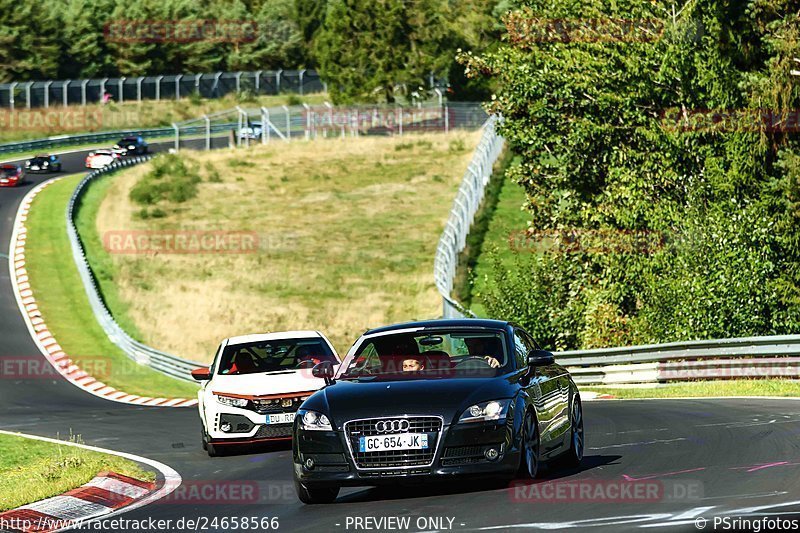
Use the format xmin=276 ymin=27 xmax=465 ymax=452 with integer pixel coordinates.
xmin=85 ymin=149 xmax=120 ymax=169
xmin=238 ymin=121 xmax=263 ymax=140
xmin=191 ymin=331 xmax=340 ymax=457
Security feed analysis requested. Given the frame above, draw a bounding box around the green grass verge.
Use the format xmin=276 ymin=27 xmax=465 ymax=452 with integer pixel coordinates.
xmin=452 ymin=151 xmax=513 ymax=306
xmin=583 ymin=379 xmax=800 ymax=399
xmin=24 ymin=175 xmax=200 ymax=398
xmin=462 ymin=159 xmax=531 ymax=317
xmin=0 ymin=433 xmax=154 ymax=511
xmin=75 ymin=174 xmax=147 ymax=342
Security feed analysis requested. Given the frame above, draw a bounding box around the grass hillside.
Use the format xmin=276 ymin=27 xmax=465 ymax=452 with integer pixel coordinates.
xmin=83 ymin=132 xmax=480 ymax=362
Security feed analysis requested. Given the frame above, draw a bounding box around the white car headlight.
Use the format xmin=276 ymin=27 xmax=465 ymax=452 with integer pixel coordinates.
xmin=216 ymin=395 xmax=248 ymax=408
xmin=459 ymin=399 xmax=511 ymax=423
xmin=300 ymin=410 xmax=332 ymax=431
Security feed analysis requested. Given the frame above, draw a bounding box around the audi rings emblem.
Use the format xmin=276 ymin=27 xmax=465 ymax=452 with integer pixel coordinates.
xmin=375 ymin=419 xmax=410 ymax=433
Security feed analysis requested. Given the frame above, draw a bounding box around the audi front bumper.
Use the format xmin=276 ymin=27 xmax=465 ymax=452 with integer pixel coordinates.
xmin=293 ymin=420 xmax=518 ymax=487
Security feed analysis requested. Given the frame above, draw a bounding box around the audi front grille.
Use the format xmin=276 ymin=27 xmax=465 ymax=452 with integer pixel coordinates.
xmin=344 ymin=416 xmax=443 ymax=469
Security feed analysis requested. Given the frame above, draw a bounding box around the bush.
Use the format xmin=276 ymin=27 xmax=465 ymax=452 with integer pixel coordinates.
xmin=464 ymin=1 xmax=800 ymax=349
xmin=129 ymin=154 xmax=201 ymax=206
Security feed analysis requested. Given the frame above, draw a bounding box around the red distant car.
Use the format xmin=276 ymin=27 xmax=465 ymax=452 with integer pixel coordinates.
xmin=0 ymin=164 xmax=23 ymax=187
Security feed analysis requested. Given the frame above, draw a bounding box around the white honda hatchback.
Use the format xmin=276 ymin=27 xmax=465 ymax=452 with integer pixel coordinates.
xmin=191 ymin=331 xmax=340 ymax=457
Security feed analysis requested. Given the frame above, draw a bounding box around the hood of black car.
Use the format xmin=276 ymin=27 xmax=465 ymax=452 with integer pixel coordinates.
xmin=320 ymin=377 xmax=515 ymax=427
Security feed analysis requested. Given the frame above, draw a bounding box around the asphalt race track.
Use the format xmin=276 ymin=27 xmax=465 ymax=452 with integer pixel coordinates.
xmin=2 ymin=143 xmax=800 ymax=532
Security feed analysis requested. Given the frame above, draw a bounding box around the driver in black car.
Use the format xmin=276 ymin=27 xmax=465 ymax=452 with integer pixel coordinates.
xmin=464 ymin=337 xmax=502 ymax=368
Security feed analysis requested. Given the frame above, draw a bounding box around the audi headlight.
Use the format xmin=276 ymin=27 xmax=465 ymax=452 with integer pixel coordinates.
xmin=459 ymin=399 xmax=511 ymax=423
xmin=216 ymin=395 xmax=248 ymax=408
xmin=299 ymin=410 xmax=332 ymax=431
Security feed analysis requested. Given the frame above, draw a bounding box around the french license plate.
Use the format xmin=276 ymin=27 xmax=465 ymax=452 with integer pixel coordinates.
xmin=359 ymin=433 xmax=428 ymax=452
xmin=266 ymin=412 xmax=294 ymax=425
xmin=30 ymin=166 xmax=39 ymax=170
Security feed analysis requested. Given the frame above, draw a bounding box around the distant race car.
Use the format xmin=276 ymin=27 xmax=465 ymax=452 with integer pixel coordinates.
xmin=85 ymin=149 xmax=120 ymax=169
xmin=191 ymin=331 xmax=341 ymax=457
xmin=238 ymin=121 xmax=263 ymax=140
xmin=0 ymin=164 xmax=23 ymax=187
xmin=25 ymin=154 xmax=62 ymax=173
xmin=112 ymin=136 xmax=148 ymax=156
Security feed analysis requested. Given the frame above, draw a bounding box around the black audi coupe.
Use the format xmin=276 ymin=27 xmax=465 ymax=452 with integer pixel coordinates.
xmin=292 ymin=319 xmax=584 ymax=504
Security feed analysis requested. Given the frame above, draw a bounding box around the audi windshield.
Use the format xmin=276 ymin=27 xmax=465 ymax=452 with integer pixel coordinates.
xmin=339 ymin=329 xmax=511 ymax=380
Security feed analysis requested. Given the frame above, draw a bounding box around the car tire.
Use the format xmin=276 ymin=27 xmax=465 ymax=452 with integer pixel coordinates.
xmin=207 ymin=442 xmax=223 ymax=457
xmin=294 ymin=479 xmax=339 ymax=504
xmin=203 ymin=427 xmax=224 ymax=457
xmin=519 ymin=410 xmax=540 ymax=479
xmin=562 ymin=394 xmax=584 ymax=467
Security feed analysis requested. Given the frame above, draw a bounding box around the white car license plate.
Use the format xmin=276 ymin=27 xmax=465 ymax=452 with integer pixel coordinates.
xmin=30 ymin=166 xmax=39 ymax=170
xmin=267 ymin=412 xmax=294 ymax=425
xmin=359 ymin=433 xmax=428 ymax=452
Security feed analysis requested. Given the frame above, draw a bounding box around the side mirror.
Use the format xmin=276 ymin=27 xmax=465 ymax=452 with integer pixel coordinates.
xmin=527 ymin=350 xmax=555 ymax=366
xmin=312 ymin=361 xmax=336 ymax=385
xmin=191 ymin=367 xmax=212 ymax=381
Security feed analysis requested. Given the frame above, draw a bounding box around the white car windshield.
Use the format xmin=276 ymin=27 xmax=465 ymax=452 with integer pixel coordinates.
xmin=217 ymin=338 xmax=337 ymax=376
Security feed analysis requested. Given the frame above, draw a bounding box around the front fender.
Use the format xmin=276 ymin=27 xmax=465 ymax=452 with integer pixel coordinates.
xmin=510 ymin=390 xmax=531 ymax=452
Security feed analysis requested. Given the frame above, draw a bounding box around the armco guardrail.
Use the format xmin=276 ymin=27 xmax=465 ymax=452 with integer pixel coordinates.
xmin=556 ymin=334 xmax=800 ymax=385
xmin=433 ymin=114 xmax=504 ymax=318
xmin=0 ymin=123 xmax=236 ymax=157
xmin=67 ymin=156 xmax=203 ymax=382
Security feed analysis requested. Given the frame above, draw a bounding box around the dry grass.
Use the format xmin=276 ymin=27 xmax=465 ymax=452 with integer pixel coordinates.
xmin=90 ymin=132 xmax=479 ymax=362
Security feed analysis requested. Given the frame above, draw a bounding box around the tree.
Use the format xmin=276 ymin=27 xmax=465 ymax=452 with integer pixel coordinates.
xmin=60 ymin=0 xmax=117 ymax=78
xmin=228 ymin=0 xmax=306 ymax=70
xmin=293 ymin=0 xmax=327 ymax=64
xmin=315 ymin=0 xmax=454 ymax=102
xmin=464 ymin=0 xmax=800 ymax=348
xmin=0 ymin=0 xmax=61 ymax=81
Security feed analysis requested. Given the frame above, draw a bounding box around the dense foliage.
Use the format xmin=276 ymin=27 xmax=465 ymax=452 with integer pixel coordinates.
xmin=0 ymin=0 xmax=511 ymax=101
xmin=463 ymin=0 xmax=800 ymax=350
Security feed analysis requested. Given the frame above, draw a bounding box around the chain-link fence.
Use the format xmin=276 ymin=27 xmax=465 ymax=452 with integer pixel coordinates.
xmin=433 ymin=115 xmax=505 ymax=318
xmin=172 ymin=101 xmax=489 ymax=151
xmin=0 ymin=70 xmax=324 ymax=109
